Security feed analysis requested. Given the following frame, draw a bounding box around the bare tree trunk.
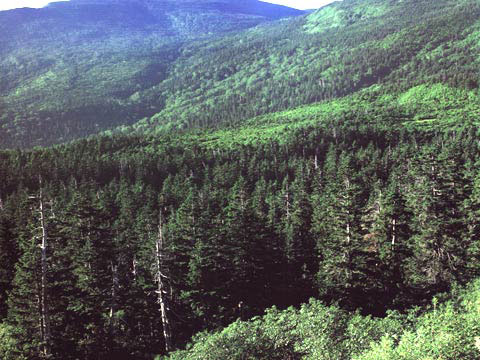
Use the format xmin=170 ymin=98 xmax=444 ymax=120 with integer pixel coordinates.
xmin=132 ymin=256 xmax=137 ymax=280
xmin=109 ymin=261 xmax=119 ymax=350
xmin=391 ymin=218 xmax=396 ymax=249
xmin=285 ymin=182 xmax=290 ymax=219
xmin=110 ymin=262 xmax=118 ymax=319
xmin=38 ymin=181 xmax=51 ymax=359
xmin=155 ymin=212 xmax=173 ymax=353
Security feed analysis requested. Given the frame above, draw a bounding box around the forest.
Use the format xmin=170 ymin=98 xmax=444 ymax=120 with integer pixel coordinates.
xmin=1 ymin=120 xmax=480 ymax=358
xmin=0 ymin=0 xmax=480 ymax=359
xmin=0 ymin=0 xmax=304 ymax=148
xmin=1 ymin=0 xmax=479 ymax=148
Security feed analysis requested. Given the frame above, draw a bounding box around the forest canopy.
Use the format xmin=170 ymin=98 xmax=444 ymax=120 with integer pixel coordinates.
xmin=0 ymin=0 xmax=479 ymax=359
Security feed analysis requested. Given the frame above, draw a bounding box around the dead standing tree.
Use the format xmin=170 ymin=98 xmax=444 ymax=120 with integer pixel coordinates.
xmin=31 ymin=176 xmax=52 ymax=359
xmin=155 ymin=210 xmax=173 ymax=353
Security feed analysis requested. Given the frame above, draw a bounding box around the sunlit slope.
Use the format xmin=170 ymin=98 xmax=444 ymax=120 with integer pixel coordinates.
xmin=1 ymin=0 xmax=479 ymax=148
xmin=104 ymin=81 xmax=479 ymax=154
xmin=165 ymin=279 xmax=480 ymax=360
xmin=133 ymin=0 xmax=479 ymax=133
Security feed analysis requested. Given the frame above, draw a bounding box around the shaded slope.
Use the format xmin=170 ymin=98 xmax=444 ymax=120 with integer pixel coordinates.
xmin=0 ymin=0 xmax=303 ymax=148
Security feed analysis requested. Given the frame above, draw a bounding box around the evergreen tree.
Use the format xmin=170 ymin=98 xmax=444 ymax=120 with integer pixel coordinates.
xmin=0 ymin=213 xmax=18 ymax=320
xmin=283 ymin=167 xmax=316 ymax=302
xmin=313 ymin=152 xmax=369 ymax=308
xmin=362 ymin=179 xmax=413 ymax=311
xmin=463 ymin=166 xmax=480 ymax=279
xmin=405 ymin=145 xmax=469 ymax=293
xmin=7 ymin=187 xmax=59 ymax=359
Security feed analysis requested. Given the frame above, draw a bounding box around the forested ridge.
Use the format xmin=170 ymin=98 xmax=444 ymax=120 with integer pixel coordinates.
xmin=1 ymin=0 xmax=480 ymax=359
xmin=0 ymin=0 xmax=304 ymax=148
xmin=2 ymin=0 xmax=480 ymax=147
xmin=129 ymin=0 xmax=480 ymax=133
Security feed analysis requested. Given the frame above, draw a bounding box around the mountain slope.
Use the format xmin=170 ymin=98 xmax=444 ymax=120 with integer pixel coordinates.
xmin=2 ymin=0 xmax=480 ymax=148
xmin=128 ymin=0 xmax=479 ymax=133
xmin=1 ymin=96 xmax=480 ymax=358
xmin=2 ymin=0 xmax=479 ymax=148
xmin=2 ymin=1 xmax=480 ymax=359
xmin=0 ymin=0 xmax=304 ymax=148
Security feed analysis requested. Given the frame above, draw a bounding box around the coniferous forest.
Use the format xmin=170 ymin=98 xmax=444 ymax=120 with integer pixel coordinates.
xmin=1 ymin=0 xmax=480 ymax=359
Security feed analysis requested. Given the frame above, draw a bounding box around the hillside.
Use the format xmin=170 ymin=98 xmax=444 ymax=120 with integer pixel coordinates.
xmin=128 ymin=0 xmax=479 ymax=133
xmin=0 ymin=0 xmax=303 ymax=148
xmin=2 ymin=0 xmax=480 ymax=148
xmin=1 ymin=91 xmax=480 ymax=358
xmin=1 ymin=0 xmax=480 ymax=359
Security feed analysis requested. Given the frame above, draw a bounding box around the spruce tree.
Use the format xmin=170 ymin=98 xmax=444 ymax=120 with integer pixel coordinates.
xmin=0 ymin=213 xmax=17 ymax=320
xmin=313 ymin=152 xmax=368 ymax=308
xmin=405 ymin=144 xmax=469 ymax=293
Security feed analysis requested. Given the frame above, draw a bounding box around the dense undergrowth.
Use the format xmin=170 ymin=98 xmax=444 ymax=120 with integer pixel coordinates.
xmin=163 ymin=279 xmax=480 ymax=360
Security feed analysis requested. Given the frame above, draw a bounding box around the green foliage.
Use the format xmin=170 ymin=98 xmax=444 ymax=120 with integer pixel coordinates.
xmin=0 ymin=0 xmax=303 ymax=148
xmin=0 ymin=122 xmax=479 ymax=358
xmin=163 ymin=302 xmax=350 ymax=360
xmin=0 ymin=1 xmax=479 ymax=359
xmin=0 ymin=214 xmax=17 ymax=320
xmin=355 ymin=281 xmax=480 ymax=360
xmin=304 ymin=0 xmax=388 ymax=33
xmin=165 ymin=279 xmax=480 ymax=360
xmin=2 ymin=0 xmax=480 ymax=148
xmin=0 ymin=322 xmax=21 ymax=360
xmin=126 ymin=0 xmax=480 ymax=138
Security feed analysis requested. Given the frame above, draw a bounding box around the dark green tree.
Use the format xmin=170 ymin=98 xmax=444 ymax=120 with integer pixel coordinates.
xmin=0 ymin=213 xmax=18 ymax=320
xmin=313 ymin=152 xmax=369 ymax=308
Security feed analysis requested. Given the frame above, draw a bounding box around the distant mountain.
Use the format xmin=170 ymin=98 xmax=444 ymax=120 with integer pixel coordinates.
xmin=2 ymin=0 xmax=303 ymax=38
xmin=114 ymin=0 xmax=480 ymax=136
xmin=0 ymin=0 xmax=303 ymax=148
xmin=1 ymin=0 xmax=479 ymax=148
